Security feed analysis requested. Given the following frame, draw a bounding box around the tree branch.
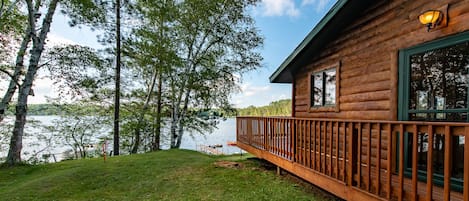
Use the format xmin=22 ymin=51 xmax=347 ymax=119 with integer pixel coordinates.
xmin=0 ymin=68 xmax=20 ymax=87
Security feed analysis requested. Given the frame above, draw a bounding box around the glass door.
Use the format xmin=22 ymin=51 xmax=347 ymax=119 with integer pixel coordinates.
xmin=398 ymin=32 xmax=469 ymax=191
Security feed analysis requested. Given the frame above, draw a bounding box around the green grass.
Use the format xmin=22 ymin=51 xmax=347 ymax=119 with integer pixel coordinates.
xmin=0 ymin=149 xmax=335 ymax=201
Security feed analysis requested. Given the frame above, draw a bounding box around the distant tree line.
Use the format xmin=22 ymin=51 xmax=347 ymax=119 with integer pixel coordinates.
xmin=4 ymin=104 xmax=104 ymax=116
xmin=0 ymin=0 xmax=263 ymax=165
xmin=237 ymin=99 xmax=291 ymax=116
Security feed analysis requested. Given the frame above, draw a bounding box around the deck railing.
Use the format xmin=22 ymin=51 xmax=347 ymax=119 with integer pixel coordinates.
xmin=237 ymin=116 xmax=469 ymax=201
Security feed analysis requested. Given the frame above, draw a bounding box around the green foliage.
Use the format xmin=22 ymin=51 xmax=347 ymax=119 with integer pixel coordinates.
xmin=0 ymin=150 xmax=334 ymax=200
xmin=59 ymin=0 xmax=107 ymax=28
xmin=0 ymin=0 xmax=26 ymax=33
xmin=43 ymin=102 xmax=111 ymax=160
xmin=237 ymin=99 xmax=292 ymax=116
xmin=5 ymin=104 xmax=105 ymax=116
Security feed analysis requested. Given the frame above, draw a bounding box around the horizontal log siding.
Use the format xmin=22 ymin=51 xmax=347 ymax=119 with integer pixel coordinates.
xmin=293 ymin=0 xmax=469 ymax=121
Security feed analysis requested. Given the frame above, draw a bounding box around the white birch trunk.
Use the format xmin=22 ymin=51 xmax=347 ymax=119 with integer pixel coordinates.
xmin=5 ymin=0 xmax=58 ymax=165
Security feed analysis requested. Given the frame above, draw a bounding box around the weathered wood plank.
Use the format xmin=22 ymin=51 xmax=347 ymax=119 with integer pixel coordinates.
xmin=411 ymin=125 xmax=418 ymax=200
xmin=464 ymin=127 xmax=469 ymax=201
xmin=398 ymin=124 xmax=404 ymax=201
xmin=426 ymin=125 xmax=433 ymax=201
xmin=387 ymin=123 xmax=392 ymax=199
xmin=444 ymin=126 xmax=451 ymax=201
xmin=376 ymin=123 xmax=381 ymax=195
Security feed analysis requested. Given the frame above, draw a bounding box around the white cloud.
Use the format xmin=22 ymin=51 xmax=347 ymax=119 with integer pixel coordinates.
xmin=240 ymin=83 xmax=271 ymax=97
xmin=258 ymin=0 xmax=300 ymax=17
xmin=301 ymin=0 xmax=333 ymax=12
xmin=231 ymin=83 xmax=292 ymax=108
xmin=45 ymin=33 xmax=77 ymax=47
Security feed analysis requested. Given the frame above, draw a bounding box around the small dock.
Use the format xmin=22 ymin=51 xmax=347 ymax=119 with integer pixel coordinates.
xmin=197 ymin=144 xmax=224 ymax=155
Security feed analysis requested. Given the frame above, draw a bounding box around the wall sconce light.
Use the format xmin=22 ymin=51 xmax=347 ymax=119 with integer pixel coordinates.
xmin=419 ymin=10 xmax=443 ymax=32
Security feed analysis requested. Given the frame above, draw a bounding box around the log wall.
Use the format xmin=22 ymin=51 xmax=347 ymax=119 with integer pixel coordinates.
xmin=293 ymin=0 xmax=469 ymax=120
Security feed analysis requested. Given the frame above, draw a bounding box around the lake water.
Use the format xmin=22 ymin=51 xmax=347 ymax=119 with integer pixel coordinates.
xmin=0 ymin=116 xmax=240 ymax=163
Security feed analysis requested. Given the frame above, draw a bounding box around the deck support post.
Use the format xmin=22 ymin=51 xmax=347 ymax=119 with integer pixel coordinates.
xmin=277 ymin=166 xmax=283 ymax=175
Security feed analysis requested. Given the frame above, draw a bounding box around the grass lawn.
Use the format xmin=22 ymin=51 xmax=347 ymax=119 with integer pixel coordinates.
xmin=0 ymin=149 xmax=337 ymax=201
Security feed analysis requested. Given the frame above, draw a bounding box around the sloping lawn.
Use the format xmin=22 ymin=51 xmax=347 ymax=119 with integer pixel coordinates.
xmin=0 ymin=149 xmax=335 ymax=201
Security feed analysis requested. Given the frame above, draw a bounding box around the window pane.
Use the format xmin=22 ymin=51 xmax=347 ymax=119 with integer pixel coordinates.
xmin=409 ymin=41 xmax=469 ymax=121
xmin=408 ymin=133 xmax=464 ymax=182
xmin=312 ymin=73 xmax=323 ymax=106
xmin=409 ymin=112 xmax=467 ymax=122
xmin=325 ymin=69 xmax=336 ymax=105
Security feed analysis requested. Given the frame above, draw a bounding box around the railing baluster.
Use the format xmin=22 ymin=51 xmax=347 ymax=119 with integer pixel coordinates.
xmin=313 ymin=120 xmax=317 ymax=171
xmin=387 ymin=123 xmax=392 ymax=199
xmin=282 ymin=119 xmax=290 ymax=158
xmin=357 ymin=122 xmax=362 ymax=189
xmin=303 ymin=120 xmax=306 ymax=166
xmin=285 ymin=119 xmax=288 ymax=159
xmin=367 ymin=123 xmax=371 ymax=192
xmin=376 ymin=123 xmax=381 ymax=196
xmin=426 ymin=125 xmax=433 ymax=201
xmin=336 ymin=121 xmax=340 ymax=179
xmin=307 ymin=120 xmax=311 ymax=168
xmin=398 ymin=124 xmax=404 ymax=201
xmin=269 ymin=118 xmax=273 ymax=153
xmin=277 ymin=119 xmax=280 ymax=156
xmin=299 ymin=120 xmax=302 ymax=164
xmin=330 ymin=121 xmax=333 ymax=176
xmin=282 ymin=119 xmax=286 ymax=158
xmin=347 ymin=122 xmax=353 ymax=186
xmin=464 ymin=126 xmax=469 ymax=201
xmin=342 ymin=122 xmax=346 ymax=183
xmin=444 ymin=126 xmax=452 ymax=201
xmin=319 ymin=121 xmax=322 ymax=173
xmin=323 ymin=121 xmax=327 ymax=174
xmin=299 ymin=120 xmax=302 ymax=163
xmin=296 ymin=119 xmax=299 ymax=162
xmin=412 ymin=124 xmax=418 ymax=200
xmin=292 ymin=119 xmax=296 ymax=161
xmin=271 ymin=119 xmax=274 ymax=154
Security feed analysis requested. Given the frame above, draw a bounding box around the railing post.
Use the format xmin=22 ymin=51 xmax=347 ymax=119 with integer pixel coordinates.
xmin=444 ymin=126 xmax=452 ymax=201
xmin=236 ymin=117 xmax=239 ymax=142
xmin=291 ymin=119 xmax=296 ymax=162
xmin=464 ymin=126 xmax=469 ymax=201
xmin=398 ymin=124 xmax=405 ymax=201
xmin=247 ymin=117 xmax=252 ymax=145
xmin=426 ymin=125 xmax=434 ymax=201
xmin=263 ymin=117 xmax=267 ymax=151
xmin=347 ymin=122 xmax=356 ymax=186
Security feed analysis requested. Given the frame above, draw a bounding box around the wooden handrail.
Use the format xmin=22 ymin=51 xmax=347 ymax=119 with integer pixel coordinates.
xmin=237 ymin=116 xmax=469 ymax=201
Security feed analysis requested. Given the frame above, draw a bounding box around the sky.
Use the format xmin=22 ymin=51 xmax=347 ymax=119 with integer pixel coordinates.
xmin=28 ymin=0 xmax=336 ymax=107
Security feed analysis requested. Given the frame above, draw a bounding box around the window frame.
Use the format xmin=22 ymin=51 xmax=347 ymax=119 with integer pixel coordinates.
xmin=308 ymin=62 xmax=340 ymax=112
xmin=398 ymin=31 xmax=469 ymax=192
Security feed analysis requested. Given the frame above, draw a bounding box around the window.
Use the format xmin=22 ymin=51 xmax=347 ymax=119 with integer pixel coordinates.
xmin=311 ymin=68 xmax=337 ymax=107
xmin=398 ymin=31 xmax=469 ymax=191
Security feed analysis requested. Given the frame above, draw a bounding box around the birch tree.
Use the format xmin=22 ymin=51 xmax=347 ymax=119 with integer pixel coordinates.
xmin=168 ymin=0 xmax=263 ymax=148
xmin=123 ymin=0 xmax=178 ymax=153
xmin=4 ymin=0 xmax=107 ymax=166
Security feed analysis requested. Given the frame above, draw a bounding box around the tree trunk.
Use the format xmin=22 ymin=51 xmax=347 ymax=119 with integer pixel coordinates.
xmin=131 ymin=69 xmax=158 ymax=153
xmin=0 ymin=8 xmax=33 ymax=123
xmin=175 ymin=86 xmax=191 ymax=148
xmin=169 ymin=107 xmax=179 ymax=148
xmin=152 ymin=69 xmax=163 ymax=151
xmin=113 ymin=0 xmax=121 ymax=156
xmin=5 ymin=0 xmax=58 ymax=166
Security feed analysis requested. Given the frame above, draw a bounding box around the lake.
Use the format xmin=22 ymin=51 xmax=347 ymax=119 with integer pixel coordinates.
xmin=0 ymin=116 xmax=240 ymax=163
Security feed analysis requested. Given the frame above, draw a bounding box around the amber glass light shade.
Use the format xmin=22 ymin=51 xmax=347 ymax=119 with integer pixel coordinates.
xmin=418 ymin=10 xmax=442 ymax=30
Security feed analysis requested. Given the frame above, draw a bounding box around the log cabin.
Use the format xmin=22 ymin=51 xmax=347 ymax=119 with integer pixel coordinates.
xmin=236 ymin=0 xmax=469 ymax=200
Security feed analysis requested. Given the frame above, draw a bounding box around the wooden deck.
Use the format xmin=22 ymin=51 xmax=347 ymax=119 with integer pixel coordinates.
xmin=236 ymin=116 xmax=469 ymax=201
